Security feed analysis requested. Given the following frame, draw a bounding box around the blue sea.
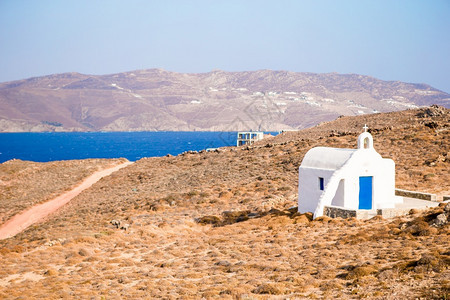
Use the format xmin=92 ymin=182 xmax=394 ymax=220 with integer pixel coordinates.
xmin=0 ymin=132 xmax=276 ymax=163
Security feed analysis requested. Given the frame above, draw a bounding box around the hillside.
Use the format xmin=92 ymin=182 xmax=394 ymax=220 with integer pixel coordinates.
xmin=0 ymin=69 xmax=449 ymax=132
xmin=0 ymin=158 xmax=127 ymax=225
xmin=0 ymin=107 xmax=448 ymax=299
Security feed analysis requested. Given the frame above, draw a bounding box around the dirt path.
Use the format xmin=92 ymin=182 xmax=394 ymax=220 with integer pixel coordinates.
xmin=0 ymin=161 xmax=133 ymax=240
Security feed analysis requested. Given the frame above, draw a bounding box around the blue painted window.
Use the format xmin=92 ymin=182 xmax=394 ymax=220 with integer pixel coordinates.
xmin=319 ymin=177 xmax=324 ymax=190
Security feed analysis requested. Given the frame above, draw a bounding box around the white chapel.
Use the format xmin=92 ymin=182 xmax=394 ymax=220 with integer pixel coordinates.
xmin=298 ymin=125 xmax=402 ymax=219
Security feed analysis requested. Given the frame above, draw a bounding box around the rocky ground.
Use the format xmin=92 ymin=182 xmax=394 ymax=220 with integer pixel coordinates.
xmin=0 ymin=106 xmax=448 ymax=299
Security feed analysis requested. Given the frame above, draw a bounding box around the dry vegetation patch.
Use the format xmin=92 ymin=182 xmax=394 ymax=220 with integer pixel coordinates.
xmin=0 ymin=158 xmax=127 ymax=224
xmin=0 ymin=107 xmax=449 ymax=298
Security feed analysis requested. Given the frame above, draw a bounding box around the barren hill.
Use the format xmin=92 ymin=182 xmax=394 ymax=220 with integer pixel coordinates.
xmin=0 ymin=69 xmax=449 ymax=132
xmin=0 ymin=107 xmax=448 ymax=298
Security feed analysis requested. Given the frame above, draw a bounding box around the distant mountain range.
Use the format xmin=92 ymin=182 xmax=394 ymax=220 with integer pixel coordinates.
xmin=0 ymin=69 xmax=448 ymax=132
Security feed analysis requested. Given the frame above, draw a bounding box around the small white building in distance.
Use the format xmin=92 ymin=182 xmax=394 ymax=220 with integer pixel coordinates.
xmin=237 ymin=131 xmax=264 ymax=146
xmin=298 ymin=125 xmax=402 ymax=219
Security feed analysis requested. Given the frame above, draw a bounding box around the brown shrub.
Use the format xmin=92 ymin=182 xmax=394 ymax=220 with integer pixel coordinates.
xmin=395 ymin=252 xmax=447 ymax=274
xmin=221 ymin=210 xmax=250 ymax=225
xmin=345 ymin=265 xmax=378 ymax=280
xmin=196 ymin=215 xmax=221 ymax=225
xmin=403 ymin=220 xmax=438 ymax=236
xmin=73 ymin=236 xmax=96 ymax=244
xmin=314 ymin=216 xmax=332 ymax=223
xmin=344 ymin=231 xmax=370 ymax=245
xmin=218 ymin=191 xmax=233 ymax=199
xmin=294 ymin=214 xmax=311 ymax=225
xmin=377 ymin=269 xmax=397 ymax=281
xmin=390 ymin=228 xmax=402 ymax=235
xmin=0 ymin=248 xmax=10 ymax=255
xmin=44 ymin=268 xmax=58 ymax=276
xmin=266 ymin=215 xmax=292 ymax=228
xmin=277 ymin=186 xmax=291 ymax=191
xmin=252 ymin=283 xmax=284 ymax=295
xmin=9 ymin=245 xmax=26 ymax=253
xmin=304 ymin=212 xmax=314 ymax=220
xmin=320 ymin=280 xmax=344 ymax=291
xmin=148 ymin=203 xmax=164 ymax=211
xmin=395 ymin=260 xmax=418 ymax=273
xmin=415 ymin=253 xmax=447 ymax=273
xmin=369 ymin=215 xmax=384 ymax=221
xmin=78 ymin=248 xmax=92 ymax=257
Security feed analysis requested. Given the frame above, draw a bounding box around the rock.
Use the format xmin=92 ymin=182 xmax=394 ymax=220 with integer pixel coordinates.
xmin=444 ymin=203 xmax=450 ymax=213
xmin=424 ymin=121 xmax=439 ymax=129
xmin=248 ymin=212 xmax=259 ymax=218
xmin=149 ymin=204 xmax=164 ymax=212
xmin=120 ymin=223 xmax=130 ymax=231
xmin=215 ymin=260 xmax=231 ymax=267
xmin=252 ymin=283 xmax=283 ymax=295
xmin=432 ymin=213 xmax=448 ymax=227
xmin=110 ymin=220 xmax=121 ymax=228
xmin=417 ymin=106 xmax=444 ymax=118
xmin=45 ymin=238 xmax=65 ymax=247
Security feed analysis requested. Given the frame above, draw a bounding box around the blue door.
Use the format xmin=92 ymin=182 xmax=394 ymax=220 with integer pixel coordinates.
xmin=358 ymin=176 xmax=373 ymax=209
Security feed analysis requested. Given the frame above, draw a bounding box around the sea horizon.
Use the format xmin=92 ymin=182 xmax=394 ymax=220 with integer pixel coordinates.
xmin=0 ymin=131 xmax=278 ymax=163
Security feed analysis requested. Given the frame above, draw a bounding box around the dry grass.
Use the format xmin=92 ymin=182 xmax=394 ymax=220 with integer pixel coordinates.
xmin=0 ymin=158 xmax=127 ymax=225
xmin=2 ymin=207 xmax=448 ymax=298
xmin=0 ymin=106 xmax=449 ymax=299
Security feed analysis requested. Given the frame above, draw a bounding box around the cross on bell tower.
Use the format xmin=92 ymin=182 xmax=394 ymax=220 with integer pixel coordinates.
xmin=363 ymin=124 xmax=369 ymax=132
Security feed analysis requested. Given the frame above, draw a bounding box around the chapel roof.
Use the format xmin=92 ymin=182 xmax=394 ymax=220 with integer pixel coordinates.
xmin=300 ymin=147 xmax=356 ymax=170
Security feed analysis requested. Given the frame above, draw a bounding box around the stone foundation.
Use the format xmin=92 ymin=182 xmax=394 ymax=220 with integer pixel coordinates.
xmin=377 ymin=207 xmax=411 ymax=219
xmin=395 ymin=188 xmax=438 ymax=201
xmin=321 ymin=189 xmax=447 ymax=220
xmin=324 ymin=206 xmax=415 ymax=220
xmin=324 ymin=206 xmax=356 ymax=219
xmin=323 ymin=206 xmax=378 ymax=220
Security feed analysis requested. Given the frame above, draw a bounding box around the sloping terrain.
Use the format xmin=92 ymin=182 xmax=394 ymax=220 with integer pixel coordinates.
xmin=0 ymin=69 xmax=449 ymax=132
xmin=0 ymin=107 xmax=448 ymax=299
xmin=0 ymin=161 xmax=132 ymax=240
xmin=0 ymin=158 xmax=127 ymax=225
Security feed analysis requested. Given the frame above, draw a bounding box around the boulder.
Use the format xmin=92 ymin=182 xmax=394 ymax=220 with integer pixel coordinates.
xmin=432 ymin=213 xmax=448 ymax=227
xmin=110 ymin=220 xmax=121 ymax=228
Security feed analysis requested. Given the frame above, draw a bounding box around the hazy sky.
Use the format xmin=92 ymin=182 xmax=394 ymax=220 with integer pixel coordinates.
xmin=1 ymin=0 xmax=449 ymax=92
